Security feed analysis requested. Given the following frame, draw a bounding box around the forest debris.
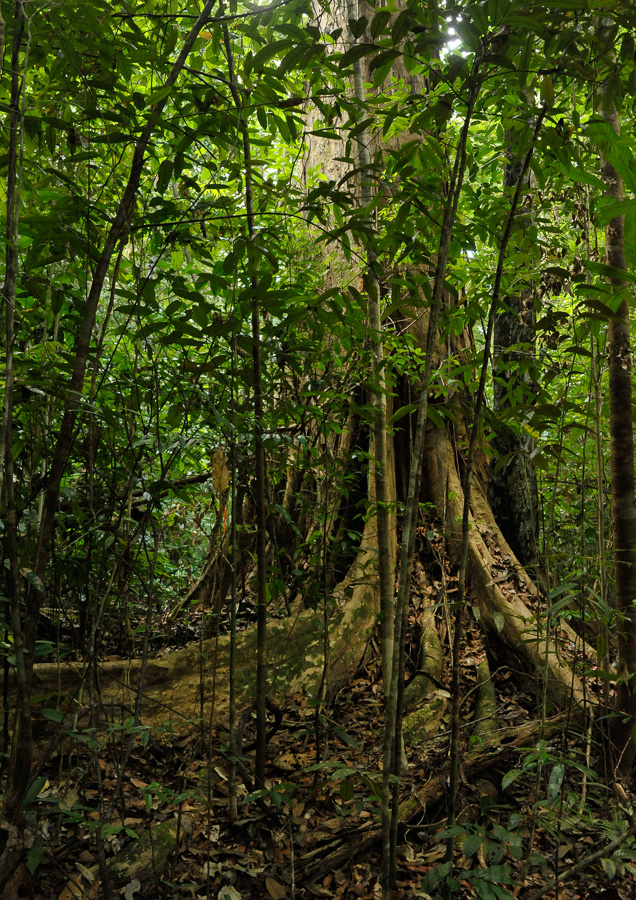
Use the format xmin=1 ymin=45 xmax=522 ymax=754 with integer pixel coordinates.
xmin=265 ymin=875 xmax=287 ymax=898
xmin=299 ymin=711 xmax=583 ymax=882
xmin=123 ymin=879 xmax=141 ymax=899
xmin=87 ymin=816 xmax=182 ymax=894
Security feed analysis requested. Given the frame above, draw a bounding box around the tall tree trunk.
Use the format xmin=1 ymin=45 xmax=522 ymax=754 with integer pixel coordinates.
xmin=490 ymin=107 xmax=540 ymax=569
xmin=1 ymin=1 xmax=31 ymax=837
xmin=600 ymin=98 xmax=636 ymax=775
xmin=345 ymin=0 xmax=394 ymax=700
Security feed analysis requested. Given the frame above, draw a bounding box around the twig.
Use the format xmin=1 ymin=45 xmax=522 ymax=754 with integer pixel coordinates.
xmin=524 ymin=820 xmax=636 ymax=900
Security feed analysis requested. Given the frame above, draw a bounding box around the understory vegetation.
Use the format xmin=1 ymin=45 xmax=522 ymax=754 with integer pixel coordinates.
xmin=1 ymin=0 xmax=636 ymax=897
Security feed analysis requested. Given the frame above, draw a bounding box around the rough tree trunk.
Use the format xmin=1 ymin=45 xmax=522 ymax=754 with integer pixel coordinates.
xmin=490 ymin=110 xmax=540 ymax=569
xmin=600 ymin=97 xmax=636 ymax=774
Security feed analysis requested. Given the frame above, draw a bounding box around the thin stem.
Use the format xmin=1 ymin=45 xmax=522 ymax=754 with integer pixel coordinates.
xmin=222 ymin=18 xmax=269 ymax=790
xmin=445 ymin=106 xmax=546 ymax=887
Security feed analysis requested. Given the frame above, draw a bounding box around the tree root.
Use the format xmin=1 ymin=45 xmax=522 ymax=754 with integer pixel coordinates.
xmin=424 ymin=426 xmax=603 ymax=708
xmin=299 ymin=711 xmax=585 ymax=882
xmin=7 ymin=512 xmax=386 ymax=736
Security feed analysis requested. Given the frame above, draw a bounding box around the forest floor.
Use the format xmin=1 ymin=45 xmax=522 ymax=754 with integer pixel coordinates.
xmin=9 ymin=520 xmax=636 ymax=900
xmin=20 ymin=546 xmax=636 ymax=900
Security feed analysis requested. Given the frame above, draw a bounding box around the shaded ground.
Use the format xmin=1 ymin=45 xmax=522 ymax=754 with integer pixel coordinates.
xmin=23 ymin=576 xmax=636 ymax=900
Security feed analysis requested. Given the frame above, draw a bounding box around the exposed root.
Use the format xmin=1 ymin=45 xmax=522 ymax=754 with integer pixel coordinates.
xmin=424 ymin=426 xmax=602 ymax=708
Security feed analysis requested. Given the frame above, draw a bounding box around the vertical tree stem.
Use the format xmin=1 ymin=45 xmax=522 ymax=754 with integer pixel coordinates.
xmin=384 ymin=72 xmax=482 ymax=896
xmin=599 ymin=95 xmax=636 ymax=775
xmin=1 ymin=0 xmax=30 ymax=829
xmin=445 ymin=107 xmax=546 ymax=887
xmin=222 ymin=20 xmax=269 ymax=789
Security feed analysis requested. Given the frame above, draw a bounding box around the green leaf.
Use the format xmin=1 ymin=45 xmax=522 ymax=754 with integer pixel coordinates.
xmin=22 ymin=569 xmax=44 ymax=592
xmin=22 ymin=776 xmax=47 ymax=808
xmin=348 ymin=16 xmax=368 ymax=39
xmin=392 ymin=9 xmax=418 ymax=43
xmin=41 ymin=708 xmax=65 ymax=723
xmin=339 ymin=777 xmax=354 ymax=802
xmin=584 ymin=259 xmax=636 ymax=286
xmin=339 ymin=43 xmax=376 ymax=69
xmin=501 ymin=769 xmax=521 ymax=791
xmin=540 ymin=75 xmax=554 ymax=108
xmin=595 ymin=198 xmax=636 ymax=228
xmin=333 ymin=724 xmax=360 ymax=750
xmin=463 ymin=833 xmax=483 ymax=858
xmin=421 ymin=859 xmax=451 ymax=893
xmin=490 ymin=885 xmax=516 ymax=900
xmin=547 ymin=763 xmax=564 ymax=801
xmin=369 ymin=48 xmax=400 ymax=73
xmin=370 ymin=10 xmax=391 ymax=39
xmin=147 ymin=85 xmax=173 ymax=107
xmin=389 ymin=403 xmax=418 ymax=426
xmin=472 ymin=881 xmax=496 ymax=900
xmin=252 ymin=39 xmax=293 ymax=71
xmin=601 ymin=857 xmax=617 ymax=880
xmin=455 ymin=20 xmax=481 ymax=53
xmin=493 ymin=611 xmax=505 ymax=634
xmin=26 ymin=839 xmax=45 ymax=874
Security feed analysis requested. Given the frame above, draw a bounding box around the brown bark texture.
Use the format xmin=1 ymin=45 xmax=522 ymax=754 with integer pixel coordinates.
xmin=490 ymin=126 xmax=540 ymax=568
xmin=600 ymin=101 xmax=636 ymax=774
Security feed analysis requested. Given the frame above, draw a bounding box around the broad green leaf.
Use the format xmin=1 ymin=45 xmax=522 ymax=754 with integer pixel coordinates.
xmin=22 ymin=777 xmax=48 ymax=808
xmin=584 ymin=259 xmax=636 ymax=286
xmin=147 ymin=85 xmax=173 ymax=107
xmin=26 ymin=840 xmax=45 ymax=875
xmin=339 ymin=777 xmax=354 ymax=802
xmin=370 ymin=10 xmax=391 ymax=38
xmin=252 ymin=39 xmax=293 ymax=71
xmin=601 ymin=858 xmax=617 ymax=880
xmin=472 ymin=880 xmax=497 ymax=900
xmin=501 ymin=769 xmax=521 ymax=791
xmin=547 ymin=763 xmax=564 ymax=801
xmin=348 ymin=16 xmax=368 ymax=39
xmin=339 ymin=43 xmax=376 ymax=68
xmin=463 ymin=833 xmax=483 ymax=858
xmin=595 ymin=198 xmax=636 ymax=228
xmin=41 ymin=708 xmax=65 ymax=723
xmin=389 ymin=403 xmax=418 ymax=425
xmin=540 ymin=75 xmax=554 ymax=108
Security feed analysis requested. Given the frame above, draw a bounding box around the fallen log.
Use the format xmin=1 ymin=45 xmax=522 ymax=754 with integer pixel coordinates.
xmin=299 ymin=710 xmax=586 ymax=882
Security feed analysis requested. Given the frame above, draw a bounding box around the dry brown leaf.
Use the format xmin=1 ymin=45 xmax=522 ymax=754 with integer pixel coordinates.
xmin=130 ymin=777 xmax=147 ymax=789
xmin=58 ymin=877 xmax=85 ymax=900
xmin=75 ymin=864 xmax=94 ymax=883
xmin=265 ymin=876 xmax=287 ymax=899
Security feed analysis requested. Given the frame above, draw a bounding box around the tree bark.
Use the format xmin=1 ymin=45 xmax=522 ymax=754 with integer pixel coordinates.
xmin=490 ymin=107 xmax=540 ymax=569
xmin=599 ymin=99 xmax=636 ymax=774
xmin=0 ymin=0 xmax=30 ymax=830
